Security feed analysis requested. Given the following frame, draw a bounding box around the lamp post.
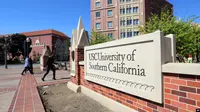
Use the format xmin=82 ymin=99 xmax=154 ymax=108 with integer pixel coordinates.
xmin=26 ymin=38 xmax=31 ymax=57
xmin=196 ymin=36 xmax=199 ymax=63
xmin=4 ymin=35 xmax=8 ymax=69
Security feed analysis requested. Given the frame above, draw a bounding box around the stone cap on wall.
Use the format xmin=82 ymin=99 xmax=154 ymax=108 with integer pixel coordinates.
xmin=162 ymin=63 xmax=200 ymax=76
xmin=79 ymin=61 xmax=84 ymax=65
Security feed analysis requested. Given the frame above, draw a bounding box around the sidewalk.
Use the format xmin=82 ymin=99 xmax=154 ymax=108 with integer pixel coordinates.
xmin=10 ymin=74 xmax=45 ymax=112
xmin=35 ymin=70 xmax=70 ymax=86
xmin=0 ymin=68 xmax=22 ymax=112
xmin=0 ymin=68 xmax=70 ymax=112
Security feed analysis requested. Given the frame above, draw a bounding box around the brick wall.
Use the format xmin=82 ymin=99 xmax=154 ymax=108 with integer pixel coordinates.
xmin=71 ymin=48 xmax=200 ymax=112
xmin=70 ymin=48 xmax=84 ymax=85
xmin=30 ymin=35 xmax=53 ymax=54
xmin=79 ymin=65 xmax=200 ymax=112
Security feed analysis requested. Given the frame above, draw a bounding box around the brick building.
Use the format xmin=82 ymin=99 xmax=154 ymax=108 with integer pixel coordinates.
xmin=0 ymin=29 xmax=70 ymax=64
xmin=23 ymin=29 xmax=70 ymax=61
xmin=91 ymin=0 xmax=173 ymax=39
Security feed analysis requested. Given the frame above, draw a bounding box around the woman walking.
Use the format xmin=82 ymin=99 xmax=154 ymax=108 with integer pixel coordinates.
xmin=41 ymin=53 xmax=57 ymax=81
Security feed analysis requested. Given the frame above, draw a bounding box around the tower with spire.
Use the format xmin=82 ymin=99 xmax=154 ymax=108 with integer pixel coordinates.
xmin=70 ymin=17 xmax=89 ymax=76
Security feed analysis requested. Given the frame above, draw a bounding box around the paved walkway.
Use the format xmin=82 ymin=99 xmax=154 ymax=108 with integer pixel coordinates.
xmin=0 ymin=64 xmax=40 ymax=69
xmin=0 ymin=68 xmax=22 ymax=112
xmin=11 ymin=74 xmax=45 ymax=112
xmin=0 ymin=67 xmax=70 ymax=112
xmin=35 ymin=70 xmax=71 ymax=86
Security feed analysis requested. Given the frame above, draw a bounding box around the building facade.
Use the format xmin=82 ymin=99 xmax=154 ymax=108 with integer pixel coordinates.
xmin=0 ymin=29 xmax=70 ymax=64
xmin=91 ymin=0 xmax=173 ymax=39
xmin=23 ymin=29 xmax=70 ymax=61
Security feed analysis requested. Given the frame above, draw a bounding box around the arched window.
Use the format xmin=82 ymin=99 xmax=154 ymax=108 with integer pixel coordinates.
xmin=55 ymin=39 xmax=62 ymax=61
xmin=35 ymin=39 xmax=40 ymax=46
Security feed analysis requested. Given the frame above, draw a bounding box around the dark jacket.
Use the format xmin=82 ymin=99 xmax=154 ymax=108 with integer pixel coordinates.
xmin=29 ymin=58 xmax=33 ymax=68
xmin=47 ymin=56 xmax=56 ymax=67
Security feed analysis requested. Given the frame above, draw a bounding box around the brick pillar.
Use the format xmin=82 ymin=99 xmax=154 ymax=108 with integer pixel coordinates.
xmin=75 ymin=48 xmax=84 ymax=85
xmin=70 ymin=47 xmax=84 ymax=85
xmin=80 ymin=65 xmax=85 ymax=85
xmin=40 ymin=55 xmax=48 ymax=71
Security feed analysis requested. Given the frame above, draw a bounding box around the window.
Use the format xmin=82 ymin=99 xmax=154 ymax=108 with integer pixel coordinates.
xmin=120 ymin=0 xmax=125 ymax=3
xmin=96 ymin=12 xmax=100 ymax=18
xmin=120 ymin=32 xmax=126 ymax=38
xmin=126 ymin=0 xmax=131 ymax=2
xmin=127 ymin=31 xmax=132 ymax=37
xmin=120 ymin=20 xmax=123 ymax=26
xmin=120 ymin=20 xmax=126 ymax=26
xmin=120 ymin=8 xmax=125 ymax=14
xmin=95 ymin=1 xmax=100 ymax=7
xmin=126 ymin=7 xmax=132 ymax=14
xmin=136 ymin=7 xmax=138 ymax=12
xmin=108 ymin=33 xmax=113 ymax=38
xmin=133 ymin=19 xmax=139 ymax=25
xmin=35 ymin=39 xmax=40 ymax=46
xmin=133 ymin=7 xmax=139 ymax=13
xmin=127 ymin=19 xmax=132 ymax=25
xmin=108 ymin=21 xmax=113 ymax=28
xmin=107 ymin=0 xmax=112 ymax=5
xmin=134 ymin=31 xmax=139 ymax=36
xmin=96 ymin=23 xmax=101 ymax=29
xmin=107 ymin=10 xmax=113 ymax=16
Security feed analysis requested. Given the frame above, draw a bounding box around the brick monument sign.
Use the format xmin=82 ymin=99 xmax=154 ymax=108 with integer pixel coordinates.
xmin=68 ymin=18 xmax=200 ymax=112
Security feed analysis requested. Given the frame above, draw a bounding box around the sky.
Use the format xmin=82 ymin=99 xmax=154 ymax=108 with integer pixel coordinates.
xmin=0 ymin=0 xmax=199 ymax=38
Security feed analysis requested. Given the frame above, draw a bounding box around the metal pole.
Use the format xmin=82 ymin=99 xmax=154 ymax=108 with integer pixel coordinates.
xmin=5 ymin=37 xmax=7 ymax=69
xmin=24 ymin=40 xmax=26 ymax=58
xmin=27 ymin=41 xmax=28 ymax=57
xmin=196 ymin=36 xmax=199 ymax=63
xmin=26 ymin=38 xmax=30 ymax=57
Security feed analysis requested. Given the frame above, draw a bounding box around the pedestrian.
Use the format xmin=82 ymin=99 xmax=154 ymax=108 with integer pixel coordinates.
xmin=188 ymin=54 xmax=193 ymax=63
xmin=29 ymin=56 xmax=34 ymax=74
xmin=41 ymin=53 xmax=57 ymax=81
xmin=21 ymin=56 xmax=34 ymax=75
xmin=24 ymin=57 xmax=34 ymax=74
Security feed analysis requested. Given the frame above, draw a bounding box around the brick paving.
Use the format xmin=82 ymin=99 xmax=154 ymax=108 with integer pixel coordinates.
xmin=0 ymin=87 xmax=17 ymax=95
xmin=0 ymin=66 xmax=70 ymax=112
xmin=0 ymin=77 xmax=21 ymax=81
xmin=5 ymin=69 xmax=70 ymax=112
xmin=11 ymin=74 xmax=45 ymax=112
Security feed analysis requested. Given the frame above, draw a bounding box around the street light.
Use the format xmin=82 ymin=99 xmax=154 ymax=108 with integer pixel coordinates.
xmin=24 ymin=37 xmax=31 ymax=58
xmin=4 ymin=35 xmax=9 ymax=69
xmin=26 ymin=37 xmax=31 ymax=57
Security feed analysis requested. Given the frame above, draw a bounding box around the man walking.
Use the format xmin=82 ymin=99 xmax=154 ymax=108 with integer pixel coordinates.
xmin=29 ymin=56 xmax=34 ymax=74
xmin=41 ymin=53 xmax=57 ymax=81
xmin=21 ymin=56 xmax=33 ymax=75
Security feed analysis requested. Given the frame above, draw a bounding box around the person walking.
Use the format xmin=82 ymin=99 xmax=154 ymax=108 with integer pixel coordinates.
xmin=21 ymin=56 xmax=33 ymax=75
xmin=29 ymin=56 xmax=34 ymax=74
xmin=188 ymin=54 xmax=193 ymax=63
xmin=24 ymin=57 xmax=34 ymax=74
xmin=41 ymin=53 xmax=57 ymax=81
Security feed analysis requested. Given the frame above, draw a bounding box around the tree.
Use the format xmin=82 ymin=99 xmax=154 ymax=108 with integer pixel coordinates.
xmin=0 ymin=33 xmax=30 ymax=59
xmin=139 ymin=7 xmax=200 ymax=60
xmin=66 ymin=38 xmax=71 ymax=47
xmin=90 ymin=30 xmax=114 ymax=45
xmin=10 ymin=34 xmax=31 ymax=58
